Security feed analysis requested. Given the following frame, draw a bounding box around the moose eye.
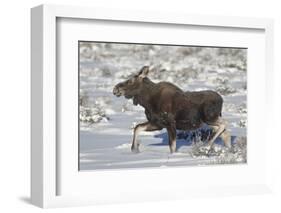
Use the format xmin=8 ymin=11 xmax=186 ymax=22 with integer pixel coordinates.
xmin=128 ymin=79 xmax=134 ymax=85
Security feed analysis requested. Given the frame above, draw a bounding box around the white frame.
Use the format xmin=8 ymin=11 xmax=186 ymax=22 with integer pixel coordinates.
xmin=31 ymin=4 xmax=274 ymax=208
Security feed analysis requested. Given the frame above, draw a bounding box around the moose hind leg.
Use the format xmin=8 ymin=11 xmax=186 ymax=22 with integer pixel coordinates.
xmin=131 ymin=122 xmax=162 ymax=153
xmin=220 ymin=129 xmax=231 ymax=148
xmin=207 ymin=118 xmax=226 ymax=149
xmin=167 ymin=124 xmax=177 ymax=153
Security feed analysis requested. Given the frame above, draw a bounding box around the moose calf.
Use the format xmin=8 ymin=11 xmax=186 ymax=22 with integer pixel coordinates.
xmin=113 ymin=66 xmax=231 ymax=153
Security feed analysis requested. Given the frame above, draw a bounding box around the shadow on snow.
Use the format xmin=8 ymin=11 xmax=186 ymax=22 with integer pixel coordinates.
xmin=150 ymin=129 xmax=237 ymax=150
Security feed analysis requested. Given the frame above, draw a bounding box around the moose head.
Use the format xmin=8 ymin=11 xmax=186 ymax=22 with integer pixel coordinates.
xmin=113 ymin=66 xmax=150 ymax=99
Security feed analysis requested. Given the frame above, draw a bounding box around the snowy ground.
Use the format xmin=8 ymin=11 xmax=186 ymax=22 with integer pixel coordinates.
xmin=79 ymin=42 xmax=247 ymax=171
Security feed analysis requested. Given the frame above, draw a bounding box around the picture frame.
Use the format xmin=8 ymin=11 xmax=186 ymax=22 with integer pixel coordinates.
xmin=31 ymin=4 xmax=274 ymax=208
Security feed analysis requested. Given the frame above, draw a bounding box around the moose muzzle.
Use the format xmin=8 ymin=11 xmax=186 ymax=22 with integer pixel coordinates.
xmin=113 ymin=86 xmax=122 ymax=97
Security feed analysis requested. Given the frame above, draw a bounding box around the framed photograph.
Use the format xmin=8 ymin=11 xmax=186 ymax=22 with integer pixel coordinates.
xmin=31 ymin=4 xmax=274 ymax=208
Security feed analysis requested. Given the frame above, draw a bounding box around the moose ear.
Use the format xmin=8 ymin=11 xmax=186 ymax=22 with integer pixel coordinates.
xmin=138 ymin=66 xmax=149 ymax=78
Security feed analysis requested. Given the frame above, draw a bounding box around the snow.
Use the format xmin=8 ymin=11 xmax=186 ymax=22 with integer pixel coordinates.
xmin=79 ymin=42 xmax=247 ymax=171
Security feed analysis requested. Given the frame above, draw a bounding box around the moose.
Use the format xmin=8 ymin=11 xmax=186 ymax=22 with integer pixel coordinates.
xmin=113 ymin=66 xmax=231 ymax=153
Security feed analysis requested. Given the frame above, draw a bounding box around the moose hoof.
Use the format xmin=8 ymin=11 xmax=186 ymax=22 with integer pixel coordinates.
xmin=131 ymin=146 xmax=140 ymax=153
xmin=169 ymin=148 xmax=176 ymax=154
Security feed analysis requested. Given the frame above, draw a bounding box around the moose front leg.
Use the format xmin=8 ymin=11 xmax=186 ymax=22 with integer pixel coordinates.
xmin=131 ymin=121 xmax=162 ymax=153
xmin=166 ymin=124 xmax=177 ymax=153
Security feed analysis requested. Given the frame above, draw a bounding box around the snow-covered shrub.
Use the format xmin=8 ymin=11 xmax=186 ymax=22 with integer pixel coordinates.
xmin=190 ymin=137 xmax=247 ymax=164
xmin=79 ymin=92 xmax=112 ymax=124
xmin=80 ymin=42 xmax=102 ymax=60
xmin=237 ymin=103 xmax=247 ymax=114
xmin=239 ymin=119 xmax=247 ymax=128
xmin=80 ymin=104 xmax=108 ymax=124
xmin=176 ymin=47 xmax=203 ymax=56
xmin=79 ymin=90 xmax=90 ymax=107
xmin=101 ymin=67 xmax=112 ymax=77
xmin=213 ymin=77 xmax=229 ymax=85
xmin=217 ymin=48 xmax=247 ymax=71
xmin=216 ymin=85 xmax=236 ymax=95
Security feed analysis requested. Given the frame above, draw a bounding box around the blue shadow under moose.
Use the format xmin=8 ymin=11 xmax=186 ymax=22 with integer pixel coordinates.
xmin=150 ymin=126 xmax=236 ymax=151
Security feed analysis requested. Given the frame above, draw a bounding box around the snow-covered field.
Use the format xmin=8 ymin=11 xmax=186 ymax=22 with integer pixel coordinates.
xmin=79 ymin=42 xmax=247 ymax=171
